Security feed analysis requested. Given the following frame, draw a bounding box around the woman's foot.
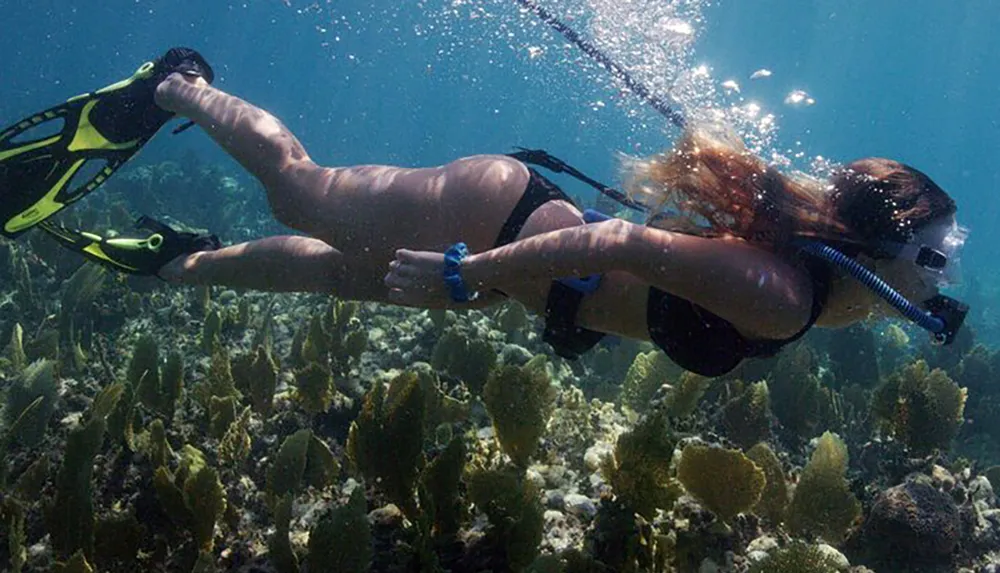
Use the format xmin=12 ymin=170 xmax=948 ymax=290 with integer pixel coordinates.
xmin=153 ymin=71 xmax=210 ymax=113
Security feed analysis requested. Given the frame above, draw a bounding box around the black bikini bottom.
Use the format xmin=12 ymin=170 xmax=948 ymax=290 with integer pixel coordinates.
xmin=492 ymin=168 xmax=608 ymax=359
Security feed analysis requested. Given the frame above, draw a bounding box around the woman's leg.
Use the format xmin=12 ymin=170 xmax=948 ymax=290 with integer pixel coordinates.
xmin=158 ymin=235 xmax=349 ymax=293
xmin=153 ymin=74 xmax=530 ymax=256
xmin=154 ymin=73 xmax=319 ymax=230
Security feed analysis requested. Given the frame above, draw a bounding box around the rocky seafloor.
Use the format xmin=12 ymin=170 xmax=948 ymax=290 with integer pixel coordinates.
xmin=2 ymin=163 xmax=1000 ymax=573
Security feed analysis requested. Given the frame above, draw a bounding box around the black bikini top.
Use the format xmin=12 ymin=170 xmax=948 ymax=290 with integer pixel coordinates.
xmin=646 ymin=258 xmax=831 ymax=377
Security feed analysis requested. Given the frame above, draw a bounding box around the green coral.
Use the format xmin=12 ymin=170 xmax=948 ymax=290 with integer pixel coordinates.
xmin=482 ymin=355 xmax=556 ymax=468
xmin=676 ymin=444 xmax=765 ymax=523
xmin=13 ymin=456 xmax=49 ymax=500
xmin=666 ymin=371 xmax=711 ymax=418
xmin=219 ymin=406 xmax=253 ymax=468
xmin=419 ymin=437 xmax=467 ymax=539
xmin=985 ymin=465 xmax=1000 ymax=490
xmin=57 ymin=263 xmax=105 ymax=347
xmin=2 ymin=323 xmax=27 ymax=374
xmin=588 ymin=498 xmax=667 ymax=573
xmin=721 ymin=381 xmax=771 ymax=449
xmin=411 ymin=363 xmax=470 ymax=436
xmin=130 ymin=336 xmax=160 ymax=412
xmin=3 ymin=359 xmax=58 ymax=447
xmin=198 ymin=345 xmax=241 ymax=407
xmin=93 ymin=511 xmax=142 ymax=567
xmin=431 ymin=326 xmax=497 ymax=395
xmin=153 ymin=448 xmax=227 ymax=552
xmin=3 ymin=498 xmax=26 ymax=573
xmin=25 ymin=328 xmax=59 ymax=364
xmin=267 ymin=429 xmax=339 ymax=503
xmin=746 ymin=442 xmax=788 ymax=524
xmin=233 ymin=345 xmax=278 ymax=414
xmin=496 ymin=300 xmax=530 ymax=336
xmin=467 ymin=464 xmax=545 ymax=572
xmin=48 ymin=383 xmax=124 ymax=560
xmin=208 ymin=395 xmax=238 ymax=439
xmin=202 ymin=308 xmax=223 ymax=354
xmin=347 ymin=371 xmax=425 ymax=517
xmin=621 ymin=350 xmax=672 ymax=412
xmin=147 ymin=418 xmax=173 ymax=469
xmin=52 ymin=551 xmax=95 ymax=573
xmin=294 ymin=361 xmax=334 ymax=414
xmin=600 ymin=412 xmax=680 ymax=520
xmin=307 ymin=486 xmax=373 ymax=573
xmin=747 ymin=543 xmax=842 ymax=573
xmin=872 ymin=360 xmax=967 ymax=456
xmin=768 ymin=344 xmax=825 ymax=442
xmin=268 ymin=493 xmax=299 ymax=573
xmin=786 ymin=431 xmax=861 ymax=543
xmin=131 ymin=336 xmax=183 ymax=422
xmin=295 ymin=300 xmax=366 ymax=375
xmin=302 ymin=312 xmax=330 ymax=364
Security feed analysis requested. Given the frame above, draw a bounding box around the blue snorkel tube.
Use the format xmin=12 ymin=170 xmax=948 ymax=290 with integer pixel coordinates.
xmin=794 ymin=241 xmax=968 ymax=344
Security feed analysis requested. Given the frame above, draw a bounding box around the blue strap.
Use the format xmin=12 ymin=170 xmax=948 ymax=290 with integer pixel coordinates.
xmin=442 ymin=242 xmax=478 ymax=302
xmin=554 ymin=209 xmax=614 ymax=294
xmin=559 ymin=274 xmax=602 ymax=294
xmin=582 ymin=208 xmax=614 ymax=223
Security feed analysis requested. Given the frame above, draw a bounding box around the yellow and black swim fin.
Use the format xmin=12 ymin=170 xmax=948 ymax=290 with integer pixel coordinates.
xmin=39 ymin=215 xmax=221 ymax=277
xmin=0 ymin=47 xmax=213 ymax=238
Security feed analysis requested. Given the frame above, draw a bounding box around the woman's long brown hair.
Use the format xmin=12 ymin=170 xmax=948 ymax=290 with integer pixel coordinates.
xmin=623 ymin=126 xmax=956 ymax=257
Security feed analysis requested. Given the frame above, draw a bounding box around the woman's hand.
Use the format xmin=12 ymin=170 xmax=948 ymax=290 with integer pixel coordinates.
xmin=384 ymin=249 xmax=453 ymax=306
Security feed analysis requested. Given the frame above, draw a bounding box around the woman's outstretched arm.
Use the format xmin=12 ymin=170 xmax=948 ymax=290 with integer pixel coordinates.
xmin=387 ymin=219 xmax=814 ymax=338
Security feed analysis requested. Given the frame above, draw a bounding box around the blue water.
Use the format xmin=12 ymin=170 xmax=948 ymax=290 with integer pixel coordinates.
xmin=2 ymin=0 xmax=998 ymax=332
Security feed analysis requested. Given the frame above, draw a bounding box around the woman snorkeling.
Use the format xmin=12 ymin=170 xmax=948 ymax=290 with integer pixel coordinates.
xmin=0 ymin=48 xmax=969 ymax=376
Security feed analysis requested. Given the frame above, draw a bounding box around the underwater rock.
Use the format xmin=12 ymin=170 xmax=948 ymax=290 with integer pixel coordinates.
xmin=583 ymin=442 xmax=614 ymax=472
xmin=815 ymin=543 xmax=849 ymax=570
xmin=562 ymin=493 xmax=597 ymax=519
xmin=970 ymin=474 xmax=996 ymax=508
xmin=746 ymin=542 xmax=843 ymax=573
xmin=861 ymin=477 xmax=961 ymax=561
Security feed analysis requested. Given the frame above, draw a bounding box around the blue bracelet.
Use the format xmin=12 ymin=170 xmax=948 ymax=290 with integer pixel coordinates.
xmin=443 ymin=242 xmax=479 ymax=303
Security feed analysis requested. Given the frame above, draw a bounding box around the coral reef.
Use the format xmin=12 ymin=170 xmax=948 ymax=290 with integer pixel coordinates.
xmin=872 ymin=359 xmax=967 ymax=455
xmin=746 ymin=442 xmax=788 ymax=524
xmin=431 ymin=326 xmax=497 ymax=395
xmin=347 ymin=370 xmax=426 ymax=517
xmin=676 ymin=443 xmax=765 ymax=523
xmin=4 ymin=158 xmax=1000 ymax=573
xmin=599 ymin=412 xmax=679 ymax=520
xmin=747 ymin=542 xmax=843 ymax=573
xmin=720 ymin=380 xmax=771 ymax=449
xmin=860 ymin=476 xmax=961 ymax=565
xmin=467 ymin=464 xmax=545 ymax=571
xmin=482 ymin=355 xmax=556 ymax=468
xmin=786 ymin=432 xmax=861 ymax=543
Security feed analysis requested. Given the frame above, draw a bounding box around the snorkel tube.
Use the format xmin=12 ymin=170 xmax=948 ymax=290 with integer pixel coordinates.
xmin=795 ymin=241 xmax=968 ymax=344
